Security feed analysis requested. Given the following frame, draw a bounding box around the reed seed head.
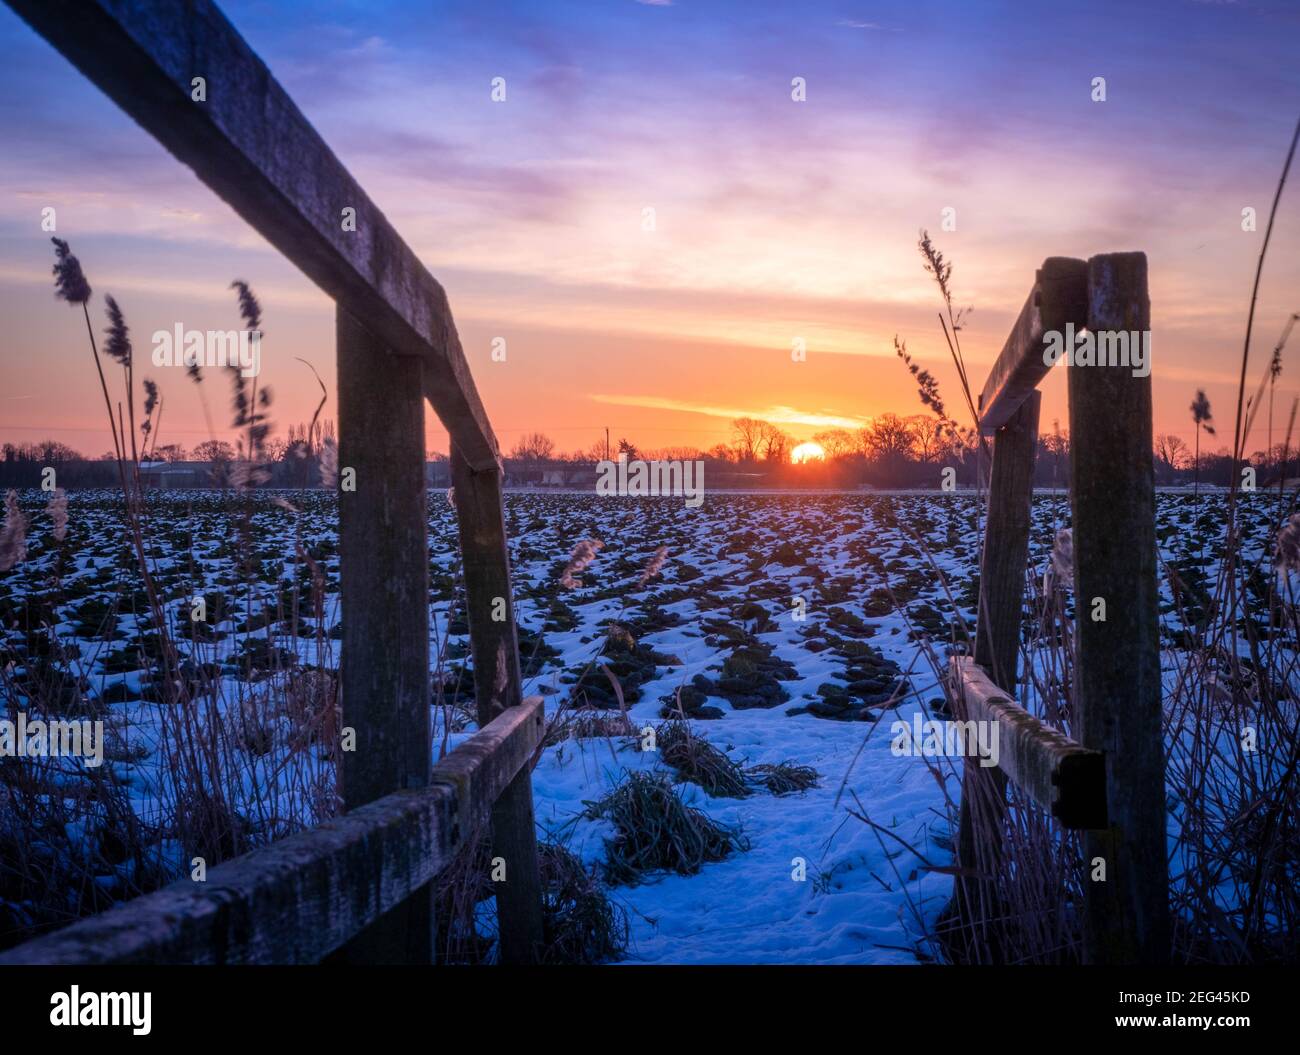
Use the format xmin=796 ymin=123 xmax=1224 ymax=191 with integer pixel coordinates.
xmin=51 ymin=237 xmax=91 ymax=305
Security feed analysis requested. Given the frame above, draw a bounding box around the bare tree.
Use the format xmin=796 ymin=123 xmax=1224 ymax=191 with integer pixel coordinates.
xmin=193 ymin=439 xmax=235 ymax=462
xmin=859 ymin=413 xmax=916 ymax=483
xmin=862 ymin=413 xmax=916 ymax=460
xmin=758 ymin=422 xmax=793 ymax=463
xmin=260 ymin=437 xmax=287 ymax=462
xmin=730 ymin=417 xmax=765 ymax=462
xmin=811 ymin=428 xmax=856 ymax=460
xmin=1190 ymin=390 xmax=1215 ymax=496
xmin=153 ymin=443 xmax=189 ymax=462
xmin=907 ymin=414 xmax=946 ymax=463
xmin=509 ymin=431 xmax=556 ymax=461
xmin=1154 ymin=433 xmax=1189 ymax=472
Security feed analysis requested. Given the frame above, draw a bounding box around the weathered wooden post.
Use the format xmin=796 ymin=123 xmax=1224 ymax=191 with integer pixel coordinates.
xmin=450 ymin=444 xmax=546 ymax=964
xmin=953 ymin=389 xmax=1041 ymax=947
xmin=1068 ymin=252 xmax=1170 ymax=964
xmin=949 ymin=258 xmax=1089 ymax=954
xmin=336 ymin=307 xmax=435 ymax=963
xmin=975 ymin=390 xmax=1042 ymax=696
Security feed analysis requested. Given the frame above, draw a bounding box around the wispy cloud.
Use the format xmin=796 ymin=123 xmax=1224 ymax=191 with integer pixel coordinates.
xmin=1 ymin=0 xmax=1297 ymax=453
xmin=590 ymin=394 xmax=869 ymax=430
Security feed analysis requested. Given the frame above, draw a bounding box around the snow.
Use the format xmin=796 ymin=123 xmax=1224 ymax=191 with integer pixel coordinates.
xmin=2 ymin=487 xmax=1287 ymax=962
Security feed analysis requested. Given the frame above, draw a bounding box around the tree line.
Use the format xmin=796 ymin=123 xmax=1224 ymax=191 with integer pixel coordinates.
xmin=2 ymin=417 xmax=1289 ymax=490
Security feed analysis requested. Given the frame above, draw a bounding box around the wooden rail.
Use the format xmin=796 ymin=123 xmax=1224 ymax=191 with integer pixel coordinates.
xmin=4 ymin=0 xmax=548 ymax=963
xmin=953 ymin=253 xmax=1169 ymax=965
xmin=0 ymin=698 xmax=545 ymax=965
xmin=950 ymin=659 xmax=1105 ymax=830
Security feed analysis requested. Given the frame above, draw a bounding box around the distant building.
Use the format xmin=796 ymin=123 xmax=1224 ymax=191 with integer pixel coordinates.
xmin=500 ymin=461 xmax=599 ymax=489
xmin=139 ymin=461 xmax=210 ymax=488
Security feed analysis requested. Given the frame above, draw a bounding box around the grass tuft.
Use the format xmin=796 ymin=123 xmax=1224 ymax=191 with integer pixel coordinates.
xmin=657 ymin=720 xmax=749 ymax=798
xmin=745 ymin=761 xmax=820 ymax=796
xmin=434 ymin=835 xmax=629 ymax=964
xmin=585 ymin=771 xmax=748 ymax=886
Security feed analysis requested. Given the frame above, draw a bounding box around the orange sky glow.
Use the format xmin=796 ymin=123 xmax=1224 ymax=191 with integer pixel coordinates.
xmin=2 ymin=1 xmax=1298 ymax=463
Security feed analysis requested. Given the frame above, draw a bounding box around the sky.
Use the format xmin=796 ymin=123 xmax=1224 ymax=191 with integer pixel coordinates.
xmin=1 ymin=0 xmax=1298 ymax=460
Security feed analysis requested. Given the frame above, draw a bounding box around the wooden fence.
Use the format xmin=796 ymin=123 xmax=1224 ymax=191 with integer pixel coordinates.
xmin=2 ymin=0 xmax=1174 ymax=969
xmin=2 ymin=0 xmax=546 ymax=964
xmin=952 ymin=253 xmax=1170 ymax=964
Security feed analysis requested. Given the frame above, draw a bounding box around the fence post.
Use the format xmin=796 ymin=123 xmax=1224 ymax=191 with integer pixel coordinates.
xmin=449 ymin=444 xmax=546 ymax=964
xmin=1068 ymin=252 xmax=1169 ymax=964
xmin=975 ymin=390 xmax=1042 ymax=692
xmin=953 ymin=389 xmax=1041 ymax=955
xmin=335 ymin=306 xmax=434 ymax=963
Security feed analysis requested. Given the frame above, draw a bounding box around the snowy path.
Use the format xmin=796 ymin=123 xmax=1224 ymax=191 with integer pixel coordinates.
xmin=523 ymin=586 xmax=953 ymax=965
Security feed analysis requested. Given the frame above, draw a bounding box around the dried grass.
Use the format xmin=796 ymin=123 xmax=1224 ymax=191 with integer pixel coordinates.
xmin=585 ymin=771 xmax=748 ymax=886
xmin=434 ymin=832 xmax=629 ymax=964
xmin=657 ymin=720 xmax=749 ymax=798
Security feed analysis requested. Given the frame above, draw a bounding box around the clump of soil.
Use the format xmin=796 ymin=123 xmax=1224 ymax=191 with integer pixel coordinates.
xmin=746 ymin=761 xmax=820 ymax=795
xmin=659 ymin=678 xmax=725 ymax=721
xmin=690 ymin=641 xmax=798 ymax=710
xmin=563 ymin=623 xmax=678 ymax=709
xmin=789 ymin=642 xmax=906 ymax=721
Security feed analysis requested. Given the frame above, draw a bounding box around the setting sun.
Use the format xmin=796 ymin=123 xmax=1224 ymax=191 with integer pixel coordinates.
xmin=790 ymin=442 xmax=826 ymax=464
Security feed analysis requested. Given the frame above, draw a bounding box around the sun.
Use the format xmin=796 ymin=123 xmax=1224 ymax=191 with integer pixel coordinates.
xmin=790 ymin=441 xmax=826 ymax=464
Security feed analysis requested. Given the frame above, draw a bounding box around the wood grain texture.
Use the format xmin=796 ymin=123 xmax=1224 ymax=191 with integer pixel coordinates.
xmin=952 ymin=658 xmax=1106 ymax=830
xmin=1069 ymin=251 xmax=1169 ymax=965
xmin=978 ymin=258 xmax=1088 ymax=434
xmin=337 ymin=309 xmax=431 ymax=805
xmin=449 ymin=445 xmax=546 ymax=963
xmin=0 ymin=699 xmax=544 ymax=965
xmin=336 ymin=307 xmax=433 ymax=962
xmin=974 ymin=390 xmax=1041 ymax=692
xmin=954 ymin=391 xmax=1041 ymax=934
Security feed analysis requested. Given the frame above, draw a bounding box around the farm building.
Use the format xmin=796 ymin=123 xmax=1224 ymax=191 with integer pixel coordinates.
xmin=138 ymin=461 xmax=211 ymax=488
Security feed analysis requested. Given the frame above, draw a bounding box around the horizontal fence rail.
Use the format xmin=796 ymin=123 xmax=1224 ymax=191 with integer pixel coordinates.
xmin=6 ymin=0 xmax=500 ymax=471
xmin=0 ymin=697 xmax=545 ymax=966
xmin=951 ymin=658 xmax=1106 ymax=830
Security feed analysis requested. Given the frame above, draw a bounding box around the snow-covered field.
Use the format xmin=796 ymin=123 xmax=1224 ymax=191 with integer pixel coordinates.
xmin=0 ymin=488 xmax=1288 ymax=962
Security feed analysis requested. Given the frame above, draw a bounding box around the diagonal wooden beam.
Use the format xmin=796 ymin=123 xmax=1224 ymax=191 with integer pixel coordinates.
xmin=449 ymin=443 xmax=546 ymax=964
xmin=977 ymin=257 xmax=1088 ymax=434
xmin=6 ymin=0 xmax=500 ymax=471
